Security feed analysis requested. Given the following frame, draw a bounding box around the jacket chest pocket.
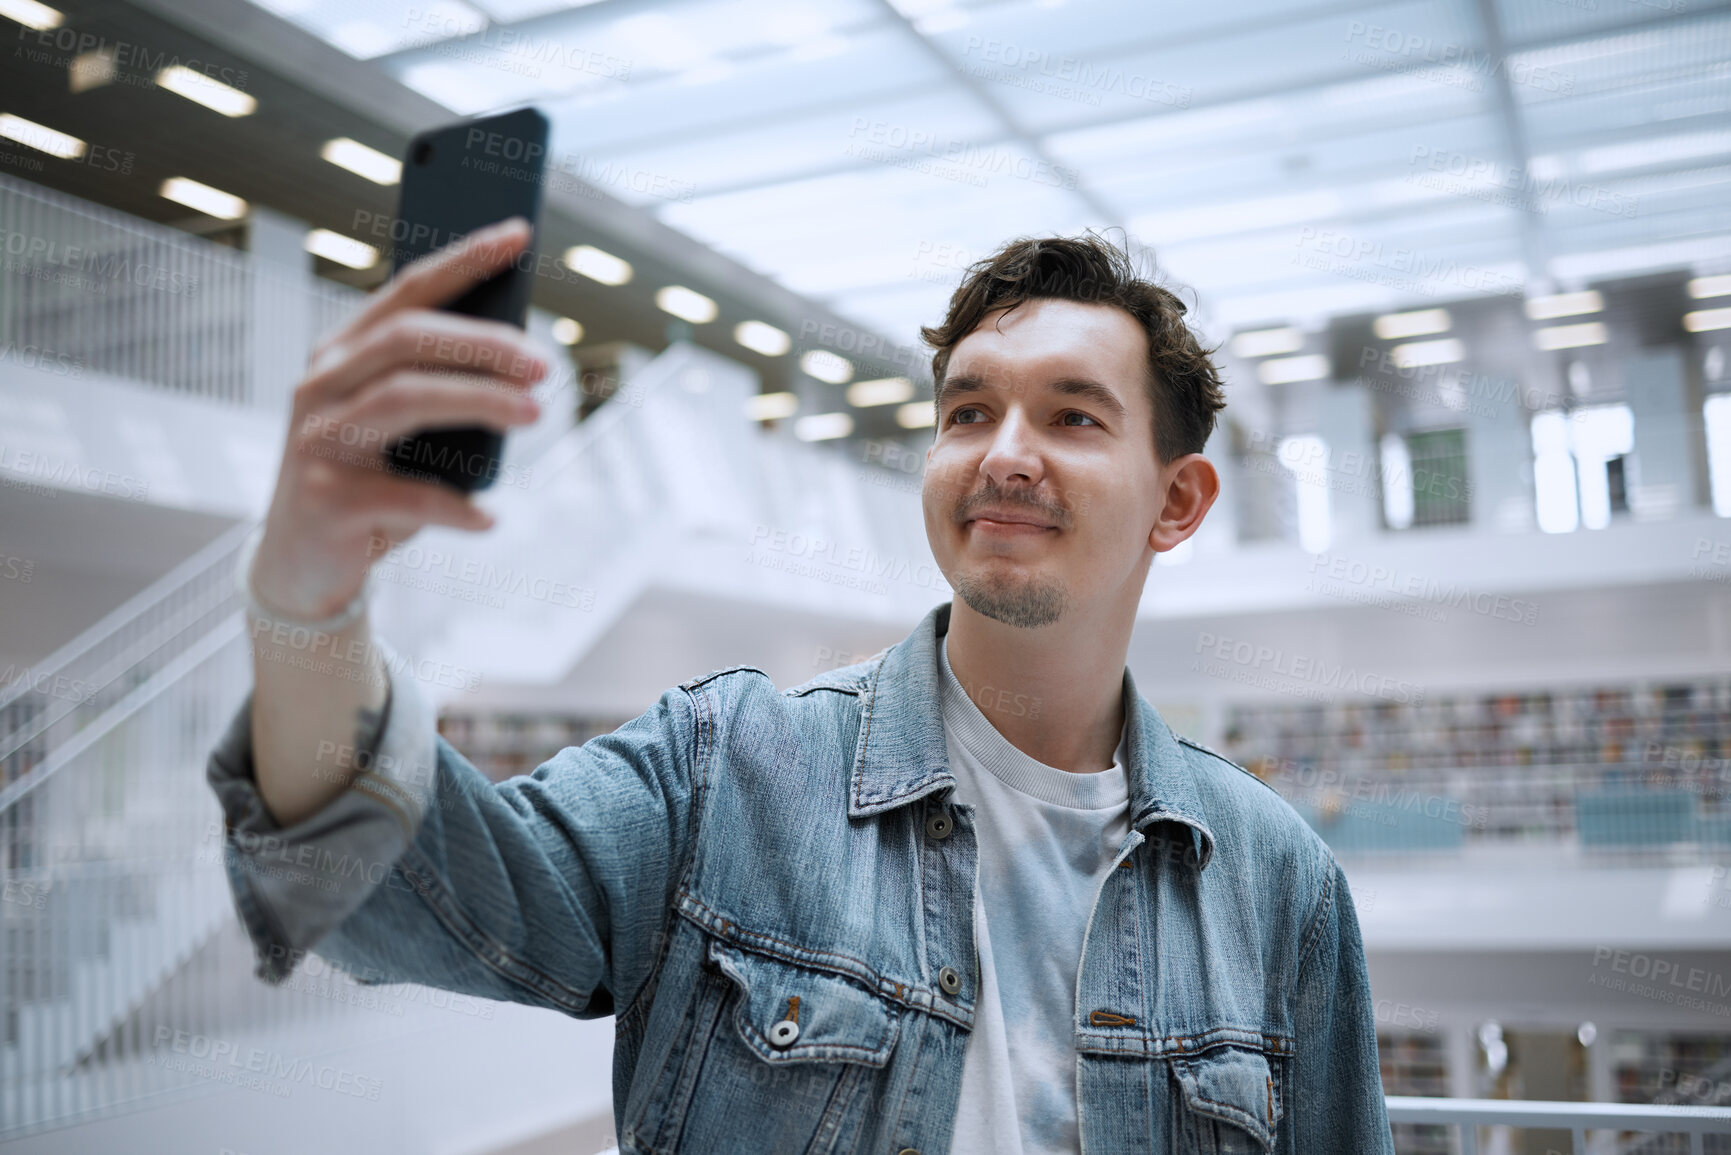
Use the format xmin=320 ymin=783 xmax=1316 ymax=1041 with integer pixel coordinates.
xmin=1167 ymin=1044 xmax=1284 ymax=1154
xmin=621 ymin=935 xmax=901 ymax=1155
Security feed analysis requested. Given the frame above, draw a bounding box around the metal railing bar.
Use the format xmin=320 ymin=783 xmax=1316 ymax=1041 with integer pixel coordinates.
xmin=0 ymin=578 xmax=244 ymax=766
xmin=1385 ymin=1095 xmax=1731 ymax=1130
xmin=0 ymin=618 xmax=245 ymax=814
xmin=0 ymin=521 xmax=253 ymax=715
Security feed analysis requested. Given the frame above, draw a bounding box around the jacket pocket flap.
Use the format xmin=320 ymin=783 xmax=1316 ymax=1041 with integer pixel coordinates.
xmin=708 ymin=939 xmax=899 ymax=1068
xmin=1169 ymin=1044 xmax=1280 ymax=1149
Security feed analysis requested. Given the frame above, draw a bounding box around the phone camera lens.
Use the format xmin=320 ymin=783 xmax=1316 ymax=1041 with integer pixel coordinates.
xmin=412 ymin=140 xmax=434 ymax=165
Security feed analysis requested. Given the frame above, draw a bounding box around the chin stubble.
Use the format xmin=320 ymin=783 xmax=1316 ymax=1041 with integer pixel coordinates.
xmin=953 ymin=570 xmax=1070 ymax=629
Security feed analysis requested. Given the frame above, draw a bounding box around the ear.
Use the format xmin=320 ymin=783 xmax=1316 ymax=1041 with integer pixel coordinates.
xmin=1149 ymin=454 xmax=1220 ymax=553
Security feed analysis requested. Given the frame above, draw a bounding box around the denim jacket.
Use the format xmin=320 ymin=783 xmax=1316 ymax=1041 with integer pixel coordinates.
xmin=207 ymin=601 xmax=1393 ymax=1154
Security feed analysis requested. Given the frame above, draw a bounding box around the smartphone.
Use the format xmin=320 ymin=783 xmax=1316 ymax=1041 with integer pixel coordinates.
xmin=381 ymin=105 xmax=549 ymax=493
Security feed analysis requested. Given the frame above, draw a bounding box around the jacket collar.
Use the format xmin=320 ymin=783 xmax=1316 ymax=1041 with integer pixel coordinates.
xmin=847 ymin=601 xmax=1216 ymax=869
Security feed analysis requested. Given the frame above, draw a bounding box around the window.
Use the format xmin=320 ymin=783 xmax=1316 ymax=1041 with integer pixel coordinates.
xmin=1706 ymin=394 xmax=1731 ymax=517
xmin=1532 ymin=404 xmax=1634 ymax=533
xmin=1381 ymin=429 xmax=1470 ymax=530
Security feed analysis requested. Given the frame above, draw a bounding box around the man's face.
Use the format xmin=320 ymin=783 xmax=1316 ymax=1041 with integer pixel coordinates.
xmin=922 ymin=297 xmax=1166 ymax=629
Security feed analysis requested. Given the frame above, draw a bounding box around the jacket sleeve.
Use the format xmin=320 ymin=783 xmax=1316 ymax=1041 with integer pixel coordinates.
xmin=1288 ymin=854 xmax=1395 ymax=1154
xmin=205 ymin=640 xmax=701 ymax=1020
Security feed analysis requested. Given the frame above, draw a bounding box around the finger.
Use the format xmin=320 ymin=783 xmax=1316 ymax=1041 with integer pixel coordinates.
xmin=314 ymin=370 xmax=541 ymax=450
xmin=343 ymin=217 xmax=531 ymax=337
xmin=324 ymin=464 xmax=499 ymax=538
xmin=299 ymin=309 xmax=548 ymax=410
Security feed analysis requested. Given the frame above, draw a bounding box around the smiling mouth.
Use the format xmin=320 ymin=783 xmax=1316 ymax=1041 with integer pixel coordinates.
xmin=966 ymin=516 xmax=1056 ymax=532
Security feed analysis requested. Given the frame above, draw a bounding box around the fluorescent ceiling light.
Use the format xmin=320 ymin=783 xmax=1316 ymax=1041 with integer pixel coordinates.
xmin=564 ymin=245 xmax=632 ymax=285
xmin=160 ymin=176 xmax=247 ymax=220
xmin=1689 ymin=275 xmax=1731 ymax=300
xmin=847 ymin=377 xmax=915 ymax=407
xmin=551 ymin=317 xmax=582 ymax=345
xmin=1373 ymin=309 xmax=1451 ymax=340
xmin=1525 ymin=291 xmax=1603 ymax=321
xmin=1230 ymin=327 xmax=1304 ymax=359
xmin=321 ymin=138 xmax=401 ymax=185
xmin=1533 ymin=322 xmax=1608 ymax=351
xmin=0 ymin=113 xmax=84 ymax=159
xmin=897 ymin=401 xmax=936 ymax=429
xmin=304 ymin=228 xmax=379 ymax=270
xmin=734 ymin=320 xmax=790 ymax=356
xmin=1391 ymin=338 xmax=1465 ymax=368
xmin=70 ymin=49 xmax=114 ymax=93
xmin=656 ymin=285 xmax=717 ymax=324
xmin=156 ymin=65 xmax=256 ymax=116
xmin=744 ymin=392 xmax=798 ymax=421
xmin=0 ymin=0 xmax=62 ymax=31
xmin=795 ymin=412 xmax=853 ymax=441
xmin=1257 ymin=354 xmax=1330 ymax=385
xmin=800 ymin=349 xmax=853 ymax=384
xmin=1684 ymin=307 xmax=1731 ymax=334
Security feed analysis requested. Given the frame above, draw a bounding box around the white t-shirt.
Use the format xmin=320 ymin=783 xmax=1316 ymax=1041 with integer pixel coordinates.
xmin=938 ymin=635 xmax=1131 ymax=1155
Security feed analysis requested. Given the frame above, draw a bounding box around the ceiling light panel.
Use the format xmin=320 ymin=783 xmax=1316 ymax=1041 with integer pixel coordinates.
xmin=936 ymin=2 xmax=1476 ymax=135
xmin=657 ymin=160 xmax=1088 ymax=307
xmin=246 ymin=0 xmax=488 ymax=60
xmin=549 ymin=88 xmax=994 ymax=210
xmin=541 ymin=23 xmax=940 ymax=154
xmin=468 ymin=0 xmax=604 ymax=21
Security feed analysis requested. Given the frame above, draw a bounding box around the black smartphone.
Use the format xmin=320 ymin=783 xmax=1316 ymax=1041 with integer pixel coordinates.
xmin=382 ymin=105 xmax=549 ymax=493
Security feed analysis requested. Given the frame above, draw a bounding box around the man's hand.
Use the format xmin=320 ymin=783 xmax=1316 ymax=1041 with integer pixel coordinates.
xmin=249 ymin=216 xmax=548 ymax=619
xmin=247 ymin=216 xmax=548 ymax=828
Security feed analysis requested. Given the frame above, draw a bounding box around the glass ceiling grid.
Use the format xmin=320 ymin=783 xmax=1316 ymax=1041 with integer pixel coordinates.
xmin=237 ymin=0 xmax=1731 ymax=347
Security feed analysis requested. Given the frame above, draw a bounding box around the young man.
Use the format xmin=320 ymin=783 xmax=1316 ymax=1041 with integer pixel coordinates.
xmin=209 ymin=221 xmax=1394 ymax=1154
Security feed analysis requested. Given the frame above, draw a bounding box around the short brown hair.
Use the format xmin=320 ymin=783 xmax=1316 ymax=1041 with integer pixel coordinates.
xmin=920 ymin=233 xmax=1226 ymax=463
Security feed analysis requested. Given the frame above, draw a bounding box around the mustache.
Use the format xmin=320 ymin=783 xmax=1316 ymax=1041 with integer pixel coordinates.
xmin=952 ymin=485 xmax=1069 ymax=529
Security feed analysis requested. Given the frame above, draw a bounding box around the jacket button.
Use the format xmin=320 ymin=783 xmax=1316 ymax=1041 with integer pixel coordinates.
xmin=768 ymin=1019 xmax=800 ymax=1047
xmin=924 ymin=811 xmax=952 ymax=840
xmin=897 ymin=1149 xmax=921 ymax=1155
xmin=938 ymin=966 xmax=961 ymax=995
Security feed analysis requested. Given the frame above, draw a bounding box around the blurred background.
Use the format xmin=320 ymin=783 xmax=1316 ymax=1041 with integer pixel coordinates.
xmin=1 ymin=0 xmax=1730 ymax=1151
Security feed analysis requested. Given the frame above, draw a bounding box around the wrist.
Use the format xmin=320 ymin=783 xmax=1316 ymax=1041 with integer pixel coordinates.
xmin=236 ymin=523 xmax=372 ymax=634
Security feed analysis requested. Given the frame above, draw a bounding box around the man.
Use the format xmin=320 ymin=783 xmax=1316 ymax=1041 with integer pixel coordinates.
xmin=209 ymin=219 xmax=1394 ymax=1154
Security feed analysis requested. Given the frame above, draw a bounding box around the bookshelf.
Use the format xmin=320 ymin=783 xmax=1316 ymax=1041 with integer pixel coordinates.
xmin=1379 ymin=1031 xmax=1451 ymax=1155
xmin=1218 ymin=678 xmax=1731 ymax=843
xmin=436 ymin=709 xmax=634 ymax=783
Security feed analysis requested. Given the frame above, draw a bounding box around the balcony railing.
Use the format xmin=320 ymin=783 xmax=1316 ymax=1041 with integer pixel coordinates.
xmin=0 ymin=171 xmax=360 ymax=414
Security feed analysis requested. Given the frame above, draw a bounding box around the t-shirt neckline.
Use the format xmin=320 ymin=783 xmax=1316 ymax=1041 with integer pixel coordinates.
xmin=938 ymin=634 xmax=1129 ymax=810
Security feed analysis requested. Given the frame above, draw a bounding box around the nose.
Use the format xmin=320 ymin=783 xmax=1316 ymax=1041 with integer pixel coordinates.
xmin=978 ymin=405 xmax=1045 ymax=490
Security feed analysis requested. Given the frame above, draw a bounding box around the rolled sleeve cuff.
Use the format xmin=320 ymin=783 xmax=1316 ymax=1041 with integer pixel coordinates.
xmin=204 ymin=636 xmax=440 ymax=985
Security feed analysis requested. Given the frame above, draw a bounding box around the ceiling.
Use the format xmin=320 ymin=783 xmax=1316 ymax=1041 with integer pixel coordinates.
xmin=238 ymin=0 xmax=1731 ymax=348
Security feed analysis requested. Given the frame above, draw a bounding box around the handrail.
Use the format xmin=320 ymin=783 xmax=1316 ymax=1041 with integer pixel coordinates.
xmin=1385 ymin=1095 xmax=1731 ymax=1155
xmin=0 ymin=520 xmax=251 ymax=718
xmin=0 ymin=521 xmax=253 ymax=799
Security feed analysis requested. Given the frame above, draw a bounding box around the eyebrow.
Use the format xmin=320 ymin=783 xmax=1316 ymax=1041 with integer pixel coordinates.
xmin=936 ymin=373 xmax=1130 ymax=423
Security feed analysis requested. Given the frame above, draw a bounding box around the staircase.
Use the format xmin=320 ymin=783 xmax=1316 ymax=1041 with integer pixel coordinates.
xmin=0 ymin=168 xmax=937 ymax=1139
